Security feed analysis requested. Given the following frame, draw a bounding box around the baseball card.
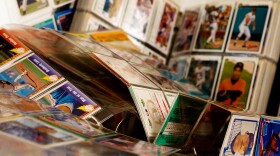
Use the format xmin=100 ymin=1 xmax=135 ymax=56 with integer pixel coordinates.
xmin=93 ymin=0 xmax=128 ymax=26
xmin=145 ymin=73 xmax=181 ymax=92
xmin=129 ymin=86 xmax=170 ymax=141
xmin=0 ymin=53 xmax=64 ymax=98
xmin=34 ymin=112 xmax=113 ymax=139
xmin=193 ymin=2 xmax=234 ymax=52
xmin=92 ymin=53 xmax=158 ymax=89
xmin=0 ymin=28 xmax=30 ymax=69
xmin=226 ymin=1 xmax=272 ymax=53
xmin=162 ymin=56 xmax=190 ymax=81
xmin=173 ymin=10 xmax=199 ymax=54
xmin=0 ymin=92 xmax=60 ymax=115
xmin=148 ymin=0 xmax=178 ymax=55
xmin=121 ymin=0 xmax=156 ymax=41
xmin=92 ymin=133 xmax=179 ymax=156
xmin=186 ymin=55 xmax=221 ymax=100
xmin=215 ymin=56 xmax=258 ymax=110
xmin=55 ymin=8 xmax=74 ymax=31
xmin=0 ymin=117 xmax=81 ymax=148
xmin=35 ymin=81 xmax=100 ymax=118
xmin=255 ymin=116 xmax=280 ymax=156
xmin=16 ymin=0 xmax=48 ymax=16
xmin=220 ymin=115 xmax=260 ymax=156
xmin=154 ymin=95 xmax=207 ymax=146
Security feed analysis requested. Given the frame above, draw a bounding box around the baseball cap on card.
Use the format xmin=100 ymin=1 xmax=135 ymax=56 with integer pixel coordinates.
xmin=234 ymin=62 xmax=244 ymax=71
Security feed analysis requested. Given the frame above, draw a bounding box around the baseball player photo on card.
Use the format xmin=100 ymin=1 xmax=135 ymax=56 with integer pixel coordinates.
xmin=215 ymin=56 xmax=258 ymax=110
xmin=226 ymin=1 xmax=272 ymax=54
xmin=193 ymin=2 xmax=234 ymax=52
xmin=220 ymin=115 xmax=260 ymax=156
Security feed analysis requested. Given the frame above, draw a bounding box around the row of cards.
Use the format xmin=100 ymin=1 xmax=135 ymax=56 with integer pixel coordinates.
xmin=0 ymin=93 xmax=179 ymax=155
xmin=0 ymin=27 xmax=102 ymax=119
xmin=75 ymin=0 xmax=274 ymax=56
xmin=221 ymin=115 xmax=280 ymax=156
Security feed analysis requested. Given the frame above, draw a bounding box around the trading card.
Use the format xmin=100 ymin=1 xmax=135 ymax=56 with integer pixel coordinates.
xmin=154 ymin=94 xmax=207 ymax=146
xmin=55 ymin=8 xmax=74 ymax=31
xmin=92 ymin=133 xmax=179 ymax=156
xmin=33 ymin=17 xmax=57 ymax=30
xmin=148 ymin=0 xmax=178 ymax=55
xmin=161 ymin=56 xmax=190 ymax=81
xmin=0 ymin=92 xmax=57 ymax=115
xmin=173 ymin=10 xmax=199 ymax=54
xmin=255 ymin=116 xmax=280 ymax=156
xmin=16 ymin=0 xmax=48 ymax=16
xmin=93 ymin=0 xmax=127 ymax=26
xmin=129 ymin=86 xmax=170 ymax=141
xmin=193 ymin=2 xmax=234 ymax=52
xmin=35 ymin=81 xmax=100 ymax=118
xmin=146 ymin=73 xmax=181 ymax=92
xmin=92 ymin=53 xmax=158 ymax=89
xmin=0 ymin=28 xmax=30 ymax=68
xmin=34 ymin=112 xmax=113 ymax=139
xmin=220 ymin=115 xmax=260 ymax=156
xmin=0 ymin=105 xmax=22 ymax=120
xmin=0 ymin=53 xmax=64 ymax=98
xmin=0 ymin=117 xmax=81 ymax=148
xmin=215 ymin=56 xmax=258 ymax=110
xmin=226 ymin=1 xmax=272 ymax=53
xmin=186 ymin=55 xmax=221 ymax=100
xmin=121 ymin=0 xmax=156 ymax=41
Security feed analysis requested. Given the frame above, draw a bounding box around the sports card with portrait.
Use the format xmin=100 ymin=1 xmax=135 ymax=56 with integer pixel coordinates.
xmin=193 ymin=2 xmax=234 ymax=52
xmin=173 ymin=10 xmax=199 ymax=54
xmin=226 ymin=1 xmax=272 ymax=53
xmin=220 ymin=115 xmax=260 ymax=156
xmin=255 ymin=116 xmax=280 ymax=156
xmin=215 ymin=57 xmax=258 ymax=109
xmin=186 ymin=55 xmax=221 ymax=100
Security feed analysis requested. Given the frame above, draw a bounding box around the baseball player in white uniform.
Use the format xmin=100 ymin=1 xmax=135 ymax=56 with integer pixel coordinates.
xmin=207 ymin=10 xmax=219 ymax=44
xmin=194 ymin=62 xmax=212 ymax=90
xmin=234 ymin=8 xmax=256 ymax=48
